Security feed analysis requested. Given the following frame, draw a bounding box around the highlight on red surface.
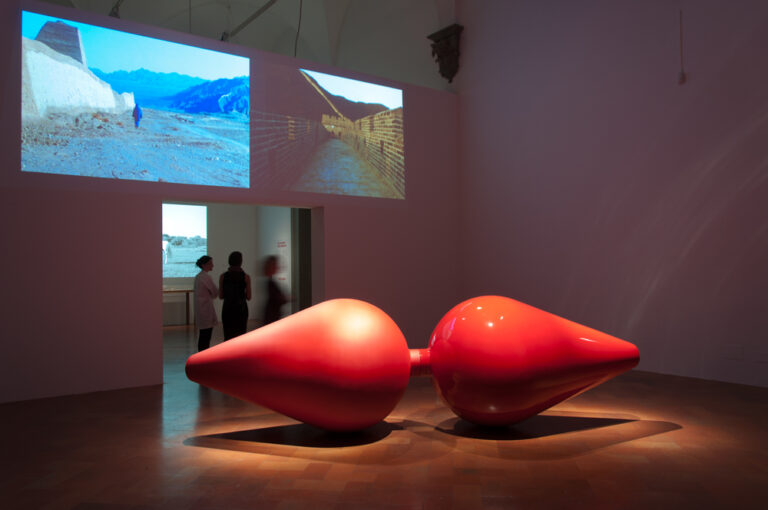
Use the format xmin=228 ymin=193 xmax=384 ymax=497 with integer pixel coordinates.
xmin=426 ymin=295 xmax=640 ymax=425
xmin=185 ymin=298 xmax=411 ymax=431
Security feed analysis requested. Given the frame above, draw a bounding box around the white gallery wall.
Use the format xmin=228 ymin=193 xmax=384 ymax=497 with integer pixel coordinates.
xmin=0 ymin=0 xmax=461 ymax=403
xmin=455 ymin=0 xmax=768 ymax=387
xmin=5 ymin=0 xmax=763 ymax=404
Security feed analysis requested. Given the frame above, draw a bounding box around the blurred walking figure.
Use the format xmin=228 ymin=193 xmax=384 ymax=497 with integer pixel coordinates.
xmin=132 ymin=103 xmax=142 ymax=128
xmin=193 ymin=255 xmax=218 ymax=352
xmin=262 ymin=255 xmax=288 ymax=326
xmin=219 ymin=251 xmax=251 ymax=340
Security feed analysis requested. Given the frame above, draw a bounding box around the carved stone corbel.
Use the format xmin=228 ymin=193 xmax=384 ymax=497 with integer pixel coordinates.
xmin=427 ymin=24 xmax=464 ymax=83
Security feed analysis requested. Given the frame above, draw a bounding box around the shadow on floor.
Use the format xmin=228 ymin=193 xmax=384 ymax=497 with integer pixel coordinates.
xmin=433 ymin=414 xmax=682 ymax=460
xmin=439 ymin=414 xmax=636 ymax=440
xmin=185 ymin=420 xmax=401 ymax=448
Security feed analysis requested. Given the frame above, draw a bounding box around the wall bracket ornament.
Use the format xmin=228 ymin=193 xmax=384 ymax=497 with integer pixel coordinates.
xmin=427 ymin=23 xmax=464 ymax=83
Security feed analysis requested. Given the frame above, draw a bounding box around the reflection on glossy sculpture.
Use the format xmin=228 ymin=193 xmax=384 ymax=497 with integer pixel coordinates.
xmin=186 ymin=296 xmax=639 ymax=430
xmin=186 ymin=299 xmax=411 ymax=431
xmin=419 ymin=296 xmax=640 ymax=425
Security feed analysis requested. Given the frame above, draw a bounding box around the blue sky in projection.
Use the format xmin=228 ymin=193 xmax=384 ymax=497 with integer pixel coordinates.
xmin=301 ymin=69 xmax=402 ymax=110
xmin=22 ymin=10 xmax=248 ymax=80
xmin=162 ymin=204 xmax=207 ymax=238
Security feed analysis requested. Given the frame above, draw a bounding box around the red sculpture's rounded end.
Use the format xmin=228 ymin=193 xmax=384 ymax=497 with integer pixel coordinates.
xmin=186 ymin=299 xmax=411 ymax=431
xmin=428 ymin=296 xmax=639 ymax=426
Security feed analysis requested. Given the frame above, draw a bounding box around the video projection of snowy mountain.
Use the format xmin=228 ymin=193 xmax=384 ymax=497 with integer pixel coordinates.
xmin=21 ymin=10 xmax=250 ymax=188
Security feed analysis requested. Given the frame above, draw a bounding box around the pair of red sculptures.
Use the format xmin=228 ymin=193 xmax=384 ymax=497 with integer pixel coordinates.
xmin=186 ymin=296 xmax=639 ymax=431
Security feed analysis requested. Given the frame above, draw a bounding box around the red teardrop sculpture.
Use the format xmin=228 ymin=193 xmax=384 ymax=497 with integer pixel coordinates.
xmin=427 ymin=296 xmax=640 ymax=425
xmin=186 ymin=299 xmax=411 ymax=431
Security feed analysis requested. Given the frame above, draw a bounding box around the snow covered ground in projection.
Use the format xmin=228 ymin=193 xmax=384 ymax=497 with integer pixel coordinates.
xmin=22 ymin=108 xmax=248 ymax=186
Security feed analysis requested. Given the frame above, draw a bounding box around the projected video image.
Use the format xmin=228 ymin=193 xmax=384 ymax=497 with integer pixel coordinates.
xmin=162 ymin=204 xmax=207 ymax=278
xmin=21 ymin=10 xmax=250 ymax=188
xmin=253 ymin=67 xmax=404 ymax=199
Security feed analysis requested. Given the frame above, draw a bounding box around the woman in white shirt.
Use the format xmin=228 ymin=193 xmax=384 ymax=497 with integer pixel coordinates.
xmin=194 ymin=255 xmax=218 ymax=351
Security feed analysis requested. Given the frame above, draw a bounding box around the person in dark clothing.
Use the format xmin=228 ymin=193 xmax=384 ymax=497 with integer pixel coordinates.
xmin=132 ymin=104 xmax=142 ymax=128
xmin=262 ymin=255 xmax=288 ymax=326
xmin=219 ymin=251 xmax=251 ymax=340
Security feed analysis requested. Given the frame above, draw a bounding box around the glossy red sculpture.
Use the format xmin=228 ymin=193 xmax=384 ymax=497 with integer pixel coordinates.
xmin=422 ymin=296 xmax=640 ymax=425
xmin=186 ymin=299 xmax=411 ymax=431
xmin=186 ymin=296 xmax=639 ymax=430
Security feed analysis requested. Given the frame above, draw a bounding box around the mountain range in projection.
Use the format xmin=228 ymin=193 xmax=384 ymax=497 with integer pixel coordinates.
xmin=92 ymin=68 xmax=249 ymax=115
xmin=266 ymin=68 xmax=390 ymax=123
xmin=166 ymin=76 xmax=249 ymax=115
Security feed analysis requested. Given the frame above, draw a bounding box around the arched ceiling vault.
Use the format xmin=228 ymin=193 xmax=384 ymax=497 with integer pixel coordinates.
xmin=40 ymin=0 xmax=457 ymax=90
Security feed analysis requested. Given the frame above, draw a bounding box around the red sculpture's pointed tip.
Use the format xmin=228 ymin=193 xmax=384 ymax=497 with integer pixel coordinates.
xmin=563 ymin=320 xmax=640 ymax=373
xmin=428 ymin=295 xmax=640 ymax=425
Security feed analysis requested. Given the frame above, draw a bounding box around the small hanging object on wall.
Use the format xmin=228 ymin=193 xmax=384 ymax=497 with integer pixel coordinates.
xmin=678 ymin=9 xmax=687 ymax=85
xmin=427 ymin=23 xmax=464 ymax=83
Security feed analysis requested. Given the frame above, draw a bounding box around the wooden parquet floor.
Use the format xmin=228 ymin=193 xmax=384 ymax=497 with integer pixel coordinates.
xmin=1 ymin=325 xmax=767 ymax=510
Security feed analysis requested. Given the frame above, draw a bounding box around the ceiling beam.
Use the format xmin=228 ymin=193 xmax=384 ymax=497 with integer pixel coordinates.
xmin=221 ymin=0 xmax=280 ymax=41
xmin=108 ymin=0 xmax=126 ymax=18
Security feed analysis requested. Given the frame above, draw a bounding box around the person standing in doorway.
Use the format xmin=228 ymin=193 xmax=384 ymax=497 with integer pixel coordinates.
xmin=193 ymin=255 xmax=218 ymax=351
xmin=219 ymin=251 xmax=251 ymax=340
xmin=262 ymin=255 xmax=288 ymax=326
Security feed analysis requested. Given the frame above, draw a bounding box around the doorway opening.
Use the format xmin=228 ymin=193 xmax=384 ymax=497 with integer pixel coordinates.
xmin=161 ymin=203 xmax=315 ymax=380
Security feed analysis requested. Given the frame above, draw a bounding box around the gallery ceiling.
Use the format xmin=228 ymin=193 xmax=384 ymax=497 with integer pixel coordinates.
xmin=34 ymin=0 xmax=458 ymax=90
